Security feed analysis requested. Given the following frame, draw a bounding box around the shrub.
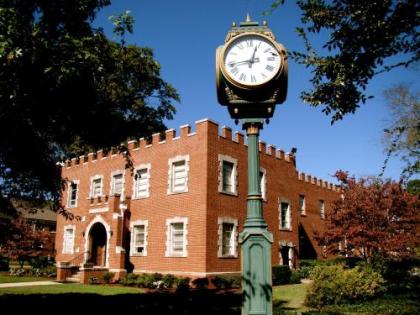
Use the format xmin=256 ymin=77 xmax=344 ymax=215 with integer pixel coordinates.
xmin=9 ymin=268 xmax=26 ymax=276
xmin=162 ymin=274 xmax=177 ymax=288
xmin=212 ymin=275 xmax=241 ymax=289
xmin=305 ymin=264 xmax=385 ymax=307
xmin=102 ymin=272 xmax=115 ymax=284
xmin=88 ymin=276 xmax=99 ymax=285
xmin=120 ymin=273 xmax=138 ymax=286
xmin=289 ymin=270 xmax=302 ymax=284
xmin=175 ymin=277 xmax=190 ymax=292
xmin=192 ymin=277 xmax=209 ymax=289
xmin=272 ymin=265 xmax=291 ymax=285
xmin=29 ymin=256 xmax=52 ymax=269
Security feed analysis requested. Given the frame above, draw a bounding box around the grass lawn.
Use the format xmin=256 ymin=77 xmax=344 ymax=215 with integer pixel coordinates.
xmin=273 ymin=283 xmax=310 ymax=313
xmin=0 ymin=272 xmax=51 ymax=283
xmin=0 ymin=283 xmax=142 ymax=295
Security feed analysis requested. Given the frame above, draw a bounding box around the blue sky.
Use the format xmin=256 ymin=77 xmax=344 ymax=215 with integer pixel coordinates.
xmin=93 ymin=0 xmax=418 ymax=184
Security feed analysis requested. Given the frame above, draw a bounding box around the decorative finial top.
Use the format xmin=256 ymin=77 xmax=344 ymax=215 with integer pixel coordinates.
xmin=246 ymin=13 xmax=251 ymax=22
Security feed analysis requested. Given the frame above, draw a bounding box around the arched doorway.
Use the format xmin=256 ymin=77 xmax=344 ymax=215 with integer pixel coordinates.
xmin=88 ymin=222 xmax=107 ymax=266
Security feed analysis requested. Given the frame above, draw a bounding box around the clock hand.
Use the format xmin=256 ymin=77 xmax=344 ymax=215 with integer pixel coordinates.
xmin=228 ymin=58 xmax=260 ymax=67
xmin=249 ymin=46 xmax=258 ymax=68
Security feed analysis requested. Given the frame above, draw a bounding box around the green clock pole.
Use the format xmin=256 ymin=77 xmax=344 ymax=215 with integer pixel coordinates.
xmin=240 ymin=118 xmax=273 ymax=315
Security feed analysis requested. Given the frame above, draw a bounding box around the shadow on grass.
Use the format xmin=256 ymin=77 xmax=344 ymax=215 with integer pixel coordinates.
xmin=0 ymin=289 xmax=242 ymax=315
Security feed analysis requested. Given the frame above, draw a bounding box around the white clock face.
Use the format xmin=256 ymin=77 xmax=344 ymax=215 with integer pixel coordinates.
xmin=223 ymin=34 xmax=282 ymax=86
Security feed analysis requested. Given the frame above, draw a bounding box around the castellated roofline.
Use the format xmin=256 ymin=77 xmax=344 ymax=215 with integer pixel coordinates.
xmin=62 ymin=118 xmax=337 ymax=191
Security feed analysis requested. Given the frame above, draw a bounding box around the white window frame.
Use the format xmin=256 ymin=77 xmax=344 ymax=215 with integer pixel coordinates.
xmin=62 ymin=225 xmax=75 ymax=254
xmin=110 ymin=170 xmax=124 ymax=196
xmin=319 ymin=200 xmax=325 ymax=219
xmin=217 ymin=217 xmax=238 ymax=258
xmin=218 ymin=154 xmax=238 ymax=195
xmin=90 ymin=175 xmax=103 ymax=198
xmin=130 ymin=220 xmax=148 ymax=256
xmin=167 ymin=155 xmax=190 ymax=194
xmin=165 ymin=217 xmax=188 ymax=257
xmin=299 ymin=194 xmax=306 ymax=215
xmin=67 ymin=180 xmax=79 ymax=208
xmin=279 ymin=200 xmax=292 ymax=230
xmin=132 ymin=164 xmax=151 ymax=199
xmin=260 ymin=167 xmax=267 ymax=201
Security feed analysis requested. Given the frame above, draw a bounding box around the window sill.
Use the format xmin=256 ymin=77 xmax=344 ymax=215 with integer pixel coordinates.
xmin=167 ymin=190 xmax=188 ymax=195
xmin=279 ymin=228 xmax=293 ymax=232
xmin=130 ymin=254 xmax=147 ymax=257
xmin=218 ymin=255 xmax=238 ymax=259
xmin=219 ymin=190 xmax=238 ymax=197
xmin=300 ymin=213 xmax=307 ymax=217
xmin=131 ymin=196 xmax=150 ymax=200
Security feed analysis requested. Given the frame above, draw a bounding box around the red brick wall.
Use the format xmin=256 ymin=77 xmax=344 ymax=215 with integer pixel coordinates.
xmin=55 ymin=118 xmax=340 ymax=277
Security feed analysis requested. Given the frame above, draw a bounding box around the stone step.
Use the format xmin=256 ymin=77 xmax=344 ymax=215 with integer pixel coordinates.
xmin=66 ymin=277 xmax=81 ymax=283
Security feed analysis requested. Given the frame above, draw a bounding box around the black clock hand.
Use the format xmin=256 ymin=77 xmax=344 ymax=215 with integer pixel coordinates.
xmin=228 ymin=58 xmax=260 ymax=67
xmin=249 ymin=46 xmax=258 ymax=68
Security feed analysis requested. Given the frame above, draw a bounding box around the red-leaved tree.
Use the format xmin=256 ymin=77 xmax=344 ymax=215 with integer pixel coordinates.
xmin=318 ymin=171 xmax=419 ymax=261
xmin=0 ymin=218 xmax=53 ymax=268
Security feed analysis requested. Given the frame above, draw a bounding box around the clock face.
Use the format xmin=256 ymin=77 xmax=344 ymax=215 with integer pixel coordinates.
xmin=223 ymin=34 xmax=282 ymax=86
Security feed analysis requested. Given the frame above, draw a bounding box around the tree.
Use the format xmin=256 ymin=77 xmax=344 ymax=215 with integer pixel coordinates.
xmin=318 ymin=171 xmax=419 ymax=261
xmin=267 ymin=0 xmax=419 ymax=123
xmin=0 ymin=1 xmax=179 ymax=215
xmin=0 ymin=217 xmax=53 ymax=268
xmin=381 ymin=84 xmax=419 ymax=179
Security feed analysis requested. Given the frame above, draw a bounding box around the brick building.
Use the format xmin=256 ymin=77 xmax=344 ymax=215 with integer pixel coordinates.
xmin=55 ymin=118 xmax=339 ymax=283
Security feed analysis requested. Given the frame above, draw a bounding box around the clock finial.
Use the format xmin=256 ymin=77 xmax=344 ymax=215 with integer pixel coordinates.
xmin=246 ymin=13 xmax=251 ymax=23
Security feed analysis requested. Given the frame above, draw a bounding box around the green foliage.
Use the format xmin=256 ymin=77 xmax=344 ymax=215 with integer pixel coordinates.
xmin=119 ymin=273 xmax=138 ymax=286
xmin=102 ymin=272 xmax=115 ymax=284
xmin=305 ymin=265 xmax=385 ymax=307
xmin=192 ymin=277 xmax=209 ymax=289
xmin=211 ymin=275 xmax=241 ymax=290
xmin=175 ymin=277 xmax=190 ymax=292
xmin=88 ymin=276 xmax=99 ymax=285
xmin=289 ymin=270 xmax=302 ymax=284
xmin=272 ymin=265 xmax=292 ymax=285
xmin=0 ymin=1 xmax=179 ymax=215
xmin=267 ymin=1 xmax=419 ymax=123
xmin=406 ymin=179 xmax=420 ymax=195
xmin=161 ymin=274 xmax=177 ymax=289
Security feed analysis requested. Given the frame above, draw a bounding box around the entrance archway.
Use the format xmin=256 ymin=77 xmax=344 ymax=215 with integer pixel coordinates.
xmin=88 ymin=222 xmax=107 ymax=266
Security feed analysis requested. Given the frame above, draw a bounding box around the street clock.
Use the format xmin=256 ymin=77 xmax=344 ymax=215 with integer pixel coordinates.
xmin=216 ymin=15 xmax=288 ymax=119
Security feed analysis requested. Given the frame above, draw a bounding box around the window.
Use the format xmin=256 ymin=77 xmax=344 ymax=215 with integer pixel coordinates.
xmin=319 ymin=200 xmax=325 ymax=219
xmin=218 ymin=155 xmax=238 ymax=195
xmin=218 ymin=217 xmax=238 ymax=258
xmin=134 ymin=165 xmax=150 ymax=199
xmin=62 ymin=225 xmax=75 ymax=254
xmin=280 ymin=201 xmax=291 ymax=230
xmin=130 ymin=220 xmax=148 ymax=256
xmin=67 ymin=181 xmax=78 ymax=208
xmin=223 ymin=161 xmax=234 ymax=192
xmin=90 ymin=175 xmax=103 ymax=198
xmin=111 ymin=172 xmax=123 ymax=195
xmin=260 ymin=168 xmax=267 ymax=200
xmin=165 ymin=217 xmax=188 ymax=257
xmin=168 ymin=156 xmax=189 ymax=194
xmin=299 ymin=195 xmax=306 ymax=215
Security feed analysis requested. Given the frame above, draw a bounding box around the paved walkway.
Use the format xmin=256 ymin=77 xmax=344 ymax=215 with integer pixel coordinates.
xmin=0 ymin=281 xmax=61 ymax=288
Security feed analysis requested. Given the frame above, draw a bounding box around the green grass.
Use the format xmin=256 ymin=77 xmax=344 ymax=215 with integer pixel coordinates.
xmin=273 ymin=283 xmax=310 ymax=313
xmin=0 ymin=273 xmax=51 ymax=283
xmin=0 ymin=283 xmax=142 ymax=295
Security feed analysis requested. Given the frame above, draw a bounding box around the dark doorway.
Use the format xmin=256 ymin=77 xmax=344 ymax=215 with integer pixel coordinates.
xmin=89 ymin=223 xmax=107 ymax=266
xmin=280 ymin=246 xmax=290 ymax=266
xmin=298 ymin=224 xmax=318 ymax=259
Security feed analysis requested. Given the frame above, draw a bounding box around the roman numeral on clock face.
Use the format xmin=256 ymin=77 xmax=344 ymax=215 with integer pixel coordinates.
xmin=251 ymin=75 xmax=256 ymax=83
xmin=265 ymin=65 xmax=274 ymax=72
xmin=239 ymin=73 xmax=246 ymax=81
xmin=246 ymin=40 xmax=253 ymax=47
xmin=231 ymin=67 xmax=239 ymax=76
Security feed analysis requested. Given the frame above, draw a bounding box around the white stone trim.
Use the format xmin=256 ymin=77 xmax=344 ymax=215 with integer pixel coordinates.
xmin=218 ymin=154 xmax=238 ymax=196
xmin=89 ymin=174 xmax=104 ymax=198
xmin=279 ymin=198 xmax=292 ymax=230
xmin=88 ymin=207 xmax=109 ymax=214
xmin=84 ymin=215 xmax=111 ymax=267
xmin=260 ymin=167 xmax=267 ymax=201
xmin=319 ymin=200 xmax=325 ymax=219
xmin=132 ymin=163 xmax=151 ymax=199
xmin=217 ymin=217 xmax=239 ymax=258
xmin=66 ymin=179 xmax=80 ymax=208
xmin=167 ymin=155 xmax=190 ymax=195
xmin=165 ymin=216 xmax=188 ymax=257
xmin=109 ymin=169 xmax=125 ymax=198
xmin=299 ymin=194 xmax=306 ymax=215
xmin=62 ymin=224 xmax=76 ymax=254
xmin=130 ymin=220 xmax=149 ymax=257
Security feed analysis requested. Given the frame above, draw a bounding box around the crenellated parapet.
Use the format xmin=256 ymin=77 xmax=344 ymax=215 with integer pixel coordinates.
xmin=61 ymin=118 xmax=338 ymax=192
